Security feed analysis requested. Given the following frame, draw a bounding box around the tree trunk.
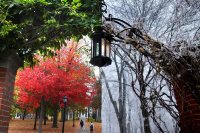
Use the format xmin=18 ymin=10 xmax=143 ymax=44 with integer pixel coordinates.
xmin=52 ymin=107 xmax=58 ymax=128
xmin=72 ymin=111 xmax=75 ymax=127
xmin=43 ymin=103 xmax=46 ymax=125
xmin=137 ymin=59 xmax=152 ymax=133
xmin=139 ymin=112 xmax=144 ymax=133
xmin=87 ymin=107 xmax=90 ymax=122
xmin=95 ymin=110 xmax=97 ymax=122
xmin=95 ymin=109 xmax=98 ymax=122
xmin=141 ymin=99 xmax=152 ymax=133
xmin=38 ymin=96 xmax=44 ymax=133
xmin=127 ymin=107 xmax=131 ymax=133
xmin=33 ymin=109 xmax=38 ymax=130
xmin=98 ymin=107 xmax=101 ymax=122
xmin=66 ymin=108 xmax=69 ymax=121
xmin=143 ymin=115 xmax=152 ymax=133
xmin=61 ymin=108 xmax=66 ymax=122
xmin=22 ymin=110 xmax=26 ymax=120
xmin=101 ymin=70 xmax=123 ymax=133
xmin=119 ymin=119 xmax=123 ymax=133
xmin=61 ymin=108 xmax=64 ymax=122
xmin=122 ymin=74 xmax=127 ymax=133
xmin=118 ymin=111 xmax=127 ymax=133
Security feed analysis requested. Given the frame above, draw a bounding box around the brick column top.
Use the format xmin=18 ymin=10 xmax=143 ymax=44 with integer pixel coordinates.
xmin=0 ymin=50 xmax=23 ymax=73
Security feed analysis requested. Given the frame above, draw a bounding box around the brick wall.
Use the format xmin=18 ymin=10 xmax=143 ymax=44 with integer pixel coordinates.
xmin=0 ymin=52 xmax=22 ymax=133
xmin=174 ymin=83 xmax=200 ymax=133
xmin=0 ymin=67 xmax=14 ymax=132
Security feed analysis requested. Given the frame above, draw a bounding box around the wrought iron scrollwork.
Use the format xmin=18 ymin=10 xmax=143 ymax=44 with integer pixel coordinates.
xmin=101 ymin=0 xmax=107 ymax=13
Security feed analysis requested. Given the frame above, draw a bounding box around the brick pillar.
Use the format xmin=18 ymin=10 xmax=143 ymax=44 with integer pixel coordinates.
xmin=174 ymin=83 xmax=200 ymax=133
xmin=0 ymin=51 xmax=22 ymax=133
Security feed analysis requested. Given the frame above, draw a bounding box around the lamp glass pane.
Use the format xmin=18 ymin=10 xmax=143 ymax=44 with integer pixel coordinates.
xmin=91 ymin=41 xmax=93 ymax=58
xmin=96 ymin=42 xmax=100 ymax=56
xmin=92 ymin=33 xmax=101 ymax=57
xmin=105 ymin=40 xmax=110 ymax=57
xmin=101 ymin=38 xmax=106 ymax=56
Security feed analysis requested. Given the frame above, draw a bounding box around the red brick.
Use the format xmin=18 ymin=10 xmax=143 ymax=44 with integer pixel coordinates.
xmin=194 ymin=119 xmax=200 ymax=123
xmin=197 ymin=123 xmax=200 ymax=126
xmin=0 ymin=67 xmax=7 ymax=72
xmin=186 ymin=94 xmax=193 ymax=99
xmin=0 ymin=78 xmax=6 ymax=82
xmin=189 ymin=104 xmax=200 ymax=111
xmin=0 ymin=74 xmax=6 ymax=79
xmin=188 ymin=99 xmax=198 ymax=105
xmin=191 ymin=114 xmax=200 ymax=120
xmin=0 ymin=54 xmax=22 ymax=133
xmin=0 ymin=126 xmax=8 ymax=133
xmin=173 ymin=84 xmax=200 ymax=133
xmin=0 ymin=83 xmax=6 ymax=87
xmin=0 ymin=104 xmax=10 ymax=111
xmin=0 ymin=94 xmax=2 ymax=99
xmin=0 ymin=88 xmax=4 ymax=93
xmin=1 ymin=121 xmax=8 ymax=127
xmin=0 ymin=116 xmax=10 ymax=122
xmin=192 ymin=109 xmax=200 ymax=114
xmin=4 ymin=99 xmax=11 ymax=105
xmin=2 ymin=111 xmax=9 ymax=116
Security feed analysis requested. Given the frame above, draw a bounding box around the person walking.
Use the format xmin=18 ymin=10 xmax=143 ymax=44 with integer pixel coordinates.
xmin=80 ymin=119 xmax=84 ymax=129
xmin=90 ymin=122 xmax=94 ymax=133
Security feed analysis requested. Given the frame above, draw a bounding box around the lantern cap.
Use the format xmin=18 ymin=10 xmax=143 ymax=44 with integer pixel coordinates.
xmin=92 ymin=26 xmax=112 ymax=40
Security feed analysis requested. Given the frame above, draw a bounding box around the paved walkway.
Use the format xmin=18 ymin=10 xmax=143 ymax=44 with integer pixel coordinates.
xmin=77 ymin=128 xmax=90 ymax=133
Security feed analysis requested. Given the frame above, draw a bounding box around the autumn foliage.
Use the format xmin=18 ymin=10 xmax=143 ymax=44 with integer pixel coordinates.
xmin=15 ymin=41 xmax=96 ymax=111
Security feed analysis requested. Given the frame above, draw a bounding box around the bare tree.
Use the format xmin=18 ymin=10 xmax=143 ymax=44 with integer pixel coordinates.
xmin=101 ymin=49 xmax=128 ymax=133
xmin=103 ymin=0 xmax=200 ymax=132
xmin=106 ymin=0 xmax=200 ymax=44
xmin=112 ymin=42 xmax=179 ymax=132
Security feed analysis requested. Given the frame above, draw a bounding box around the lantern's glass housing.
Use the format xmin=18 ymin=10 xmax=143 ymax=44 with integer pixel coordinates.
xmin=90 ymin=27 xmax=112 ymax=67
xmin=63 ymin=96 xmax=67 ymax=103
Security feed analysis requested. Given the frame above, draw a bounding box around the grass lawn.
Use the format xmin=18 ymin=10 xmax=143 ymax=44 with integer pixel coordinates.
xmin=8 ymin=119 xmax=101 ymax=133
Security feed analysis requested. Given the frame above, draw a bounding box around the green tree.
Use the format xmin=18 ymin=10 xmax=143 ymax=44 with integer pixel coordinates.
xmin=0 ymin=0 xmax=101 ymax=63
xmin=0 ymin=1 xmax=101 ymax=132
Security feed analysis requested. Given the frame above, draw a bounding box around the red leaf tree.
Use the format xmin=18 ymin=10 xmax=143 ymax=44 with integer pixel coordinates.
xmin=15 ymin=41 xmax=96 ymax=127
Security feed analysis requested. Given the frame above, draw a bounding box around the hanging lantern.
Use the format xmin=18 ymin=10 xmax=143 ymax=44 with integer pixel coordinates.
xmin=90 ymin=27 xmax=112 ymax=67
